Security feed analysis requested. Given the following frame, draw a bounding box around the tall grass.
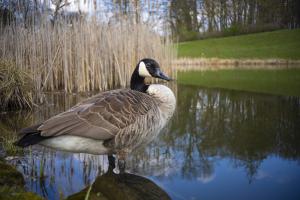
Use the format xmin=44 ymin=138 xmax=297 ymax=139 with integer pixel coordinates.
xmin=0 ymin=18 xmax=175 ymax=93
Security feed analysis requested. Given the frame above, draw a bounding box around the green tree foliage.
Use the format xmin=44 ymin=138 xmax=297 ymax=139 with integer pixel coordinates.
xmin=169 ymin=0 xmax=300 ymax=41
xmin=1 ymin=0 xmax=299 ymax=41
xmin=169 ymin=0 xmax=200 ymax=41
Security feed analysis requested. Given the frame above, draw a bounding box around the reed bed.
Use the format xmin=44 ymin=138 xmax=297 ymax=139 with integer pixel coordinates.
xmin=174 ymin=58 xmax=300 ymax=71
xmin=0 ymin=18 xmax=176 ymax=93
xmin=0 ymin=60 xmax=33 ymax=110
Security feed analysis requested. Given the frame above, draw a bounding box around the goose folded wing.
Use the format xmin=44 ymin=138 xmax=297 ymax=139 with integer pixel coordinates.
xmin=37 ymin=90 xmax=156 ymax=140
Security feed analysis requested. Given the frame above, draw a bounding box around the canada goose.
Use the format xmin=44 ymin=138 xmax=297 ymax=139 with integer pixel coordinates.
xmin=16 ymin=58 xmax=176 ymax=171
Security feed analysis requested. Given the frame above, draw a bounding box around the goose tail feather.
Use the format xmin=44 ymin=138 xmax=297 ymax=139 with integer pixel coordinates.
xmin=15 ymin=123 xmax=49 ymax=147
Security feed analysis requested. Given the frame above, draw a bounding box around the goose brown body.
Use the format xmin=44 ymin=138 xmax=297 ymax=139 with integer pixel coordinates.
xmin=16 ymin=58 xmax=176 ymax=158
xmin=39 ymin=88 xmax=165 ymax=153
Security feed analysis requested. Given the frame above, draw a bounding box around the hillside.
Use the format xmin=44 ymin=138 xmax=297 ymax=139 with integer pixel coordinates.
xmin=178 ymin=29 xmax=300 ymax=60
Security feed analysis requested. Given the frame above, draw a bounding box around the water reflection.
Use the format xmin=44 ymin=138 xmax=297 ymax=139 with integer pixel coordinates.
xmin=169 ymin=85 xmax=300 ymax=181
xmin=126 ymin=85 xmax=300 ymax=183
xmin=15 ymin=149 xmax=106 ymax=199
xmin=0 ymin=84 xmax=300 ymax=199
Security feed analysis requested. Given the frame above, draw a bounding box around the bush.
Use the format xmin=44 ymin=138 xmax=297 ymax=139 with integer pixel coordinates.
xmin=0 ymin=60 xmax=33 ymax=110
xmin=176 ymin=27 xmax=199 ymax=42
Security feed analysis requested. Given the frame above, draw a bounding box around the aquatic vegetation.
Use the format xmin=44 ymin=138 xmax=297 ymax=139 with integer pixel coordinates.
xmin=0 ymin=125 xmax=23 ymax=157
xmin=0 ymin=60 xmax=33 ymax=111
xmin=0 ymin=133 xmax=23 ymax=157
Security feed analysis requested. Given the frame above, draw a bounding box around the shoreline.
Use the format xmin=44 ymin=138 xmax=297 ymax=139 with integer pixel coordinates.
xmin=173 ymin=58 xmax=300 ymax=71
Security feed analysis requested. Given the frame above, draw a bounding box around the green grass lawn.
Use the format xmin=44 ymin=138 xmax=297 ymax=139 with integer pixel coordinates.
xmin=178 ymin=29 xmax=300 ymax=60
xmin=178 ymin=69 xmax=300 ymax=97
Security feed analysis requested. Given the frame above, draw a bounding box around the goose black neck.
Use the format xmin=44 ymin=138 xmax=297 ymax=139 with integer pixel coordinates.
xmin=130 ymin=68 xmax=149 ymax=93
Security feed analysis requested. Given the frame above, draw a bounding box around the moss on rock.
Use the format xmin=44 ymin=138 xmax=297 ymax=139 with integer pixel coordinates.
xmin=66 ymin=169 xmax=170 ymax=200
xmin=0 ymin=160 xmax=43 ymax=200
xmin=0 ymin=161 xmax=24 ymax=187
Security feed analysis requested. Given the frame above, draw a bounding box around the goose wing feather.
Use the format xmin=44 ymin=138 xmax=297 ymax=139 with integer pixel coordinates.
xmin=37 ymin=89 xmax=158 ymax=140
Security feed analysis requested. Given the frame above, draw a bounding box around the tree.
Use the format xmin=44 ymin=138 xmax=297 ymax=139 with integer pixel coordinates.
xmin=169 ymin=0 xmax=200 ymax=41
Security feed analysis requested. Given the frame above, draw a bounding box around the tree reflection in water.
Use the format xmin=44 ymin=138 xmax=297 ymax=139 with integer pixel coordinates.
xmin=0 ymin=84 xmax=299 ymax=199
xmin=128 ymin=85 xmax=300 ymax=182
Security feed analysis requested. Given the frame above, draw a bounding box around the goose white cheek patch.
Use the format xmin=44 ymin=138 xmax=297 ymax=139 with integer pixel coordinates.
xmin=138 ymin=61 xmax=152 ymax=77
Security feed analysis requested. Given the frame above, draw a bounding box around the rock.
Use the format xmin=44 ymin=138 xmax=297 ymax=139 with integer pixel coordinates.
xmin=0 ymin=160 xmax=24 ymax=187
xmin=66 ymin=168 xmax=170 ymax=200
xmin=0 ymin=159 xmax=43 ymax=200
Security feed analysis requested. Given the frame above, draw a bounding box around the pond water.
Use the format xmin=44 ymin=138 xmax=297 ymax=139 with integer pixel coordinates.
xmin=1 ymin=77 xmax=300 ymax=199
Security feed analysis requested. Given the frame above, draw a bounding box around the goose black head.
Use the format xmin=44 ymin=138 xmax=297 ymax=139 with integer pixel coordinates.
xmin=130 ymin=58 xmax=171 ymax=92
xmin=137 ymin=58 xmax=171 ymax=81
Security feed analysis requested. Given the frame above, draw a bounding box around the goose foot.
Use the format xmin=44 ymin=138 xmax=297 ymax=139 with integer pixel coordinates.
xmin=118 ymin=159 xmax=126 ymax=174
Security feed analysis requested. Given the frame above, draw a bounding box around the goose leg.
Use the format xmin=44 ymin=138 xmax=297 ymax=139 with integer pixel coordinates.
xmin=107 ymin=154 xmax=116 ymax=170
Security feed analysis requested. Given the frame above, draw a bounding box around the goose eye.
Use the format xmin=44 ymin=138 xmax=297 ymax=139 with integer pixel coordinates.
xmin=146 ymin=65 xmax=152 ymax=71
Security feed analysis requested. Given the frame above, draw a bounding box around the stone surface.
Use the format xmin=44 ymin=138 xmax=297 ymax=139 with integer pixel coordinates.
xmin=0 ymin=159 xmax=43 ymax=200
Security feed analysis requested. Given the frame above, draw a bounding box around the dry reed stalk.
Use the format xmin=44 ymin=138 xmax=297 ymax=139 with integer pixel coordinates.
xmin=0 ymin=18 xmax=176 ymax=93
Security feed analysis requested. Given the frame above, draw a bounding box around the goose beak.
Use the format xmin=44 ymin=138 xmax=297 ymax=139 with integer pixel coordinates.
xmin=155 ymin=69 xmax=172 ymax=81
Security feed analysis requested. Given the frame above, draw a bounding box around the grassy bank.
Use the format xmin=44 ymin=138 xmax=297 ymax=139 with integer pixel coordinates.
xmin=178 ymin=69 xmax=300 ymax=97
xmin=178 ymin=29 xmax=300 ymax=60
